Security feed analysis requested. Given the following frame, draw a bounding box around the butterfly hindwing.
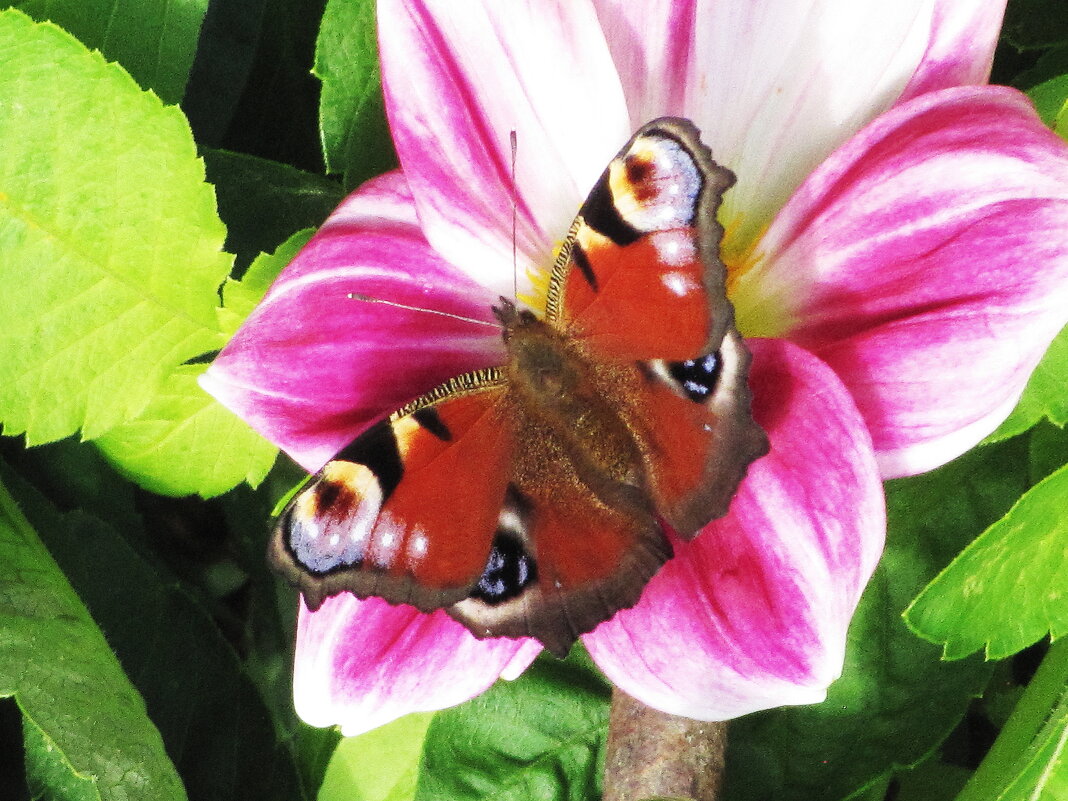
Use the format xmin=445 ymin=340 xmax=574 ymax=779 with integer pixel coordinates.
xmin=623 ymin=329 xmax=769 ymax=537
xmin=448 ymin=414 xmax=672 ymax=657
xmin=269 ymin=371 xmax=513 ymax=611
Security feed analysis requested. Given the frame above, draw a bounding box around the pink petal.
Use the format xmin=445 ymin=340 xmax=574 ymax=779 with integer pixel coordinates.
xmin=200 ymin=172 xmax=504 ymax=472
xmin=293 ymin=595 xmax=540 ymax=735
xmin=584 ymin=338 xmax=884 ymax=720
xmin=738 ymin=86 xmax=1068 ymax=477
xmin=588 ymin=0 xmax=698 ymax=124
xmin=377 ymin=0 xmax=630 ymax=297
xmin=593 ymin=0 xmax=1002 ymax=249
xmin=898 ymin=0 xmax=1006 ymax=102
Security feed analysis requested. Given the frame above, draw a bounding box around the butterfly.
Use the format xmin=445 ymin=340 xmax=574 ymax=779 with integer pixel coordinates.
xmin=269 ymin=117 xmax=769 ymax=657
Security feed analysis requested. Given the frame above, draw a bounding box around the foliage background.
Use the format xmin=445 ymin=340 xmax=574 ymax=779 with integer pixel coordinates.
xmin=0 ymin=1 xmax=1066 ymax=799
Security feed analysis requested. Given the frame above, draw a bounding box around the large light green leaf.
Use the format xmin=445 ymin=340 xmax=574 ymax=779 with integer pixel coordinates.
xmin=0 ymin=10 xmax=232 ymax=445
xmin=93 ymin=364 xmax=277 ymax=498
xmin=314 ymin=0 xmax=396 ymax=187
xmin=94 ymin=230 xmax=316 ymax=497
xmin=905 ymin=462 xmax=1068 ymax=660
xmin=319 ymin=713 xmax=434 ymax=801
xmin=0 ymin=477 xmax=186 ymax=801
xmin=12 ymin=0 xmax=209 ymax=103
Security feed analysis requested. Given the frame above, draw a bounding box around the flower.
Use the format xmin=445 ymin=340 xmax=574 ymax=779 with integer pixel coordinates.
xmin=201 ymin=0 xmax=1068 ymax=735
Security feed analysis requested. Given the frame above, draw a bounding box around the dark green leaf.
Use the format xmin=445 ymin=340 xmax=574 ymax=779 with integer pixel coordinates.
xmin=12 ymin=0 xmax=208 ymax=103
xmin=893 ymin=757 xmax=972 ymax=801
xmin=0 ymin=475 xmax=186 ymax=801
xmin=186 ymin=0 xmax=326 ymax=172
xmin=416 ymin=650 xmax=611 ymax=801
xmin=905 ymin=461 xmax=1068 ymax=660
xmin=203 ymin=150 xmax=342 ymax=271
xmin=1027 ymin=421 xmax=1068 ymax=486
xmin=0 ymin=11 xmax=232 ymax=445
xmin=1012 ymin=45 xmax=1068 ymax=90
xmin=182 ymin=0 xmax=269 ymax=145
xmin=1002 ymin=0 xmax=1068 ymax=51
xmin=3 ymin=459 xmax=308 ymax=801
xmin=725 ymin=440 xmax=1029 ymax=801
xmin=314 ymin=0 xmax=397 ymax=187
xmin=23 ymin=715 xmax=97 ymax=801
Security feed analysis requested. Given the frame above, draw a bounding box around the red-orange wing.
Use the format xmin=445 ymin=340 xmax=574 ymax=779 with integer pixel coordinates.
xmin=545 ymin=117 xmax=736 ymax=363
xmin=547 ymin=118 xmax=768 ymax=537
xmin=269 ymin=370 xmax=513 ymax=612
xmin=618 ymin=331 xmax=769 ymax=538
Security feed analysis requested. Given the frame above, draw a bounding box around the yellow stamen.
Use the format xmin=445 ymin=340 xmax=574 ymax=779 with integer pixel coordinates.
xmin=720 ymin=211 xmax=768 ymax=296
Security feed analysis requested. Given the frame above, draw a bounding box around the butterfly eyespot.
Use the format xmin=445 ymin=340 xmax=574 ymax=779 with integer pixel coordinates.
xmin=470 ymin=532 xmax=537 ymax=604
xmin=667 ymin=352 xmax=721 ymax=403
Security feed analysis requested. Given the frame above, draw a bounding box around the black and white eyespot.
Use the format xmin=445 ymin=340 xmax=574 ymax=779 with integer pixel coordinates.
xmin=647 ymin=352 xmax=722 ymax=404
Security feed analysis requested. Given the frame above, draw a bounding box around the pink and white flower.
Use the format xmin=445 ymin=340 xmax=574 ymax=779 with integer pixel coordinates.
xmin=201 ymin=0 xmax=1068 ymax=734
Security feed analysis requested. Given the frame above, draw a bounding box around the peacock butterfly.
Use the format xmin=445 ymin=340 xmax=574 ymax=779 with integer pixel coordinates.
xmin=268 ymin=117 xmax=769 ymax=657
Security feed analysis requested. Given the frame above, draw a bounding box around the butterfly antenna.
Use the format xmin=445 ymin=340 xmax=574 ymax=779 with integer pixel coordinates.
xmin=510 ymin=129 xmax=518 ymax=303
xmin=347 ymin=294 xmax=497 ymax=328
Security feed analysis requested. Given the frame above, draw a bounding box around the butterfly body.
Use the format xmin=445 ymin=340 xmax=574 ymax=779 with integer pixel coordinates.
xmin=270 ymin=118 xmax=769 ymax=656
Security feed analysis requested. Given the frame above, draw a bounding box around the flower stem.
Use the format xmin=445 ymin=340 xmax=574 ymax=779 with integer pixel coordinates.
xmin=602 ymin=688 xmax=726 ymax=801
xmin=953 ymin=638 xmax=1068 ymax=801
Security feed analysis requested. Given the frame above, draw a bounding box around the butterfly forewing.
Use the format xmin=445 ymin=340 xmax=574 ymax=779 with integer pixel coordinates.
xmin=547 ymin=118 xmax=736 ymax=362
xmin=270 ymin=371 xmax=513 ymax=611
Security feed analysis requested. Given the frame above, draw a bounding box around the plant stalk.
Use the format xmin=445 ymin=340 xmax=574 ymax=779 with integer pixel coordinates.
xmin=602 ymin=687 xmax=726 ymax=801
xmin=954 ymin=638 xmax=1068 ymax=801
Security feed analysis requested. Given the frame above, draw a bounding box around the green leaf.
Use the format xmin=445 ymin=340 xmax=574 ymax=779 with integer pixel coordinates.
xmin=0 ymin=11 xmax=232 ymax=444
xmin=2 ymin=456 xmax=308 ymax=801
xmin=91 ymin=227 xmax=316 ymax=498
xmin=11 ymin=0 xmax=209 ymax=104
xmin=1028 ymin=74 xmax=1068 ymax=131
xmin=220 ymin=228 xmax=316 ymax=335
xmin=203 ymin=149 xmax=342 ymax=271
xmin=92 ymin=364 xmax=277 ymax=497
xmin=314 ymin=0 xmax=397 ymax=187
xmin=956 ymin=640 xmax=1068 ymax=801
xmin=23 ymin=715 xmax=99 ymax=801
xmin=905 ymin=461 xmax=1068 ymax=660
xmin=985 ymin=324 xmax=1068 ymax=443
xmin=725 ymin=440 xmax=1029 ymax=801
xmin=0 ymin=476 xmax=186 ymax=801
xmin=186 ymin=0 xmax=326 ymax=172
xmin=893 ymin=757 xmax=972 ymax=801
xmin=1002 ymin=0 xmax=1068 ymax=52
xmin=996 ymin=701 xmax=1068 ymax=800
xmin=319 ymin=713 xmax=434 ymax=801
xmin=416 ymin=651 xmax=611 ymax=801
